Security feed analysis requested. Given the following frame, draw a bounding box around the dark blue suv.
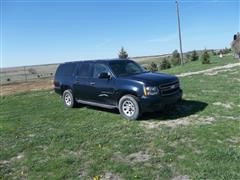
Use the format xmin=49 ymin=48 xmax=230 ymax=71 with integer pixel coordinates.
xmin=54 ymin=59 xmax=182 ymax=120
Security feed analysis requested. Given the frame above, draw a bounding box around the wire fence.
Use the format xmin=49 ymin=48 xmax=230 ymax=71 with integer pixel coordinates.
xmin=0 ymin=64 xmax=59 ymax=85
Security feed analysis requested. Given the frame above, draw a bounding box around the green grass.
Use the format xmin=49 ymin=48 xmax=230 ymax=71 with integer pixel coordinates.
xmin=162 ymin=55 xmax=238 ymax=75
xmin=1 ymin=58 xmax=240 ymax=179
xmin=140 ymin=54 xmax=239 ymax=75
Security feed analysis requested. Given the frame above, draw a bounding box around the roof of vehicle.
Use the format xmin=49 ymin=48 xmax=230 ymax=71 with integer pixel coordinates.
xmin=62 ymin=59 xmax=134 ymax=65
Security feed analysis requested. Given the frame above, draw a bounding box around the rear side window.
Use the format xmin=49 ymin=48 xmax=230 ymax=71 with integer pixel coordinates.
xmin=77 ymin=63 xmax=93 ymax=77
xmin=56 ymin=63 xmax=76 ymax=76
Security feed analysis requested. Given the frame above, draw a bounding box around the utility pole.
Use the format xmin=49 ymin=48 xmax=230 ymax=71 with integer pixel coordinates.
xmin=176 ymin=0 xmax=184 ymax=65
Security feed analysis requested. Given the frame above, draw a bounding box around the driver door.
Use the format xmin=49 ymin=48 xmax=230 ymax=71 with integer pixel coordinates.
xmin=88 ymin=63 xmax=115 ymax=105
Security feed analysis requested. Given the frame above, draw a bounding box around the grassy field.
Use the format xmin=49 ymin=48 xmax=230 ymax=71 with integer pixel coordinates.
xmin=0 ymin=58 xmax=240 ymax=179
xmin=160 ymin=55 xmax=238 ymax=75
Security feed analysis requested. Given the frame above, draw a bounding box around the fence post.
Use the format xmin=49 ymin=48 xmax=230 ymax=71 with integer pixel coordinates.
xmin=23 ymin=66 xmax=27 ymax=82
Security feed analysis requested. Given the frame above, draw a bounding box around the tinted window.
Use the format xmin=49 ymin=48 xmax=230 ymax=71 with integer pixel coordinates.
xmin=56 ymin=63 xmax=76 ymax=76
xmin=93 ymin=63 xmax=109 ymax=78
xmin=109 ymin=61 xmax=145 ymax=77
xmin=77 ymin=63 xmax=93 ymax=77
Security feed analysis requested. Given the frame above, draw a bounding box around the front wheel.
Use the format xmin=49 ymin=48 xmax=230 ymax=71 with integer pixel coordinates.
xmin=118 ymin=95 xmax=141 ymax=120
xmin=62 ymin=89 xmax=77 ymax=108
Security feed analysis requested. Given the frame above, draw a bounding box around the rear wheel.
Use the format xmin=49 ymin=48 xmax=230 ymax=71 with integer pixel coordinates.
xmin=119 ymin=95 xmax=141 ymax=120
xmin=63 ymin=89 xmax=77 ymax=108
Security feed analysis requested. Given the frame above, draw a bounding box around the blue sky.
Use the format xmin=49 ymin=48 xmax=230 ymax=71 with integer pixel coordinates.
xmin=1 ymin=0 xmax=239 ymax=67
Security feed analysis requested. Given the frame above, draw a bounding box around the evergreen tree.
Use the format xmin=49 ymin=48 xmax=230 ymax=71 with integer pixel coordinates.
xmin=160 ymin=58 xmax=171 ymax=70
xmin=171 ymin=50 xmax=181 ymax=66
xmin=201 ymin=49 xmax=210 ymax=64
xmin=191 ymin=50 xmax=199 ymax=61
xmin=150 ymin=62 xmax=158 ymax=72
xmin=118 ymin=47 xmax=128 ymax=59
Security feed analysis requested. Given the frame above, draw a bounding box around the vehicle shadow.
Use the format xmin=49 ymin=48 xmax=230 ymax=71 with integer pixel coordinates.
xmin=139 ymin=99 xmax=208 ymax=121
xmin=77 ymin=99 xmax=208 ymax=121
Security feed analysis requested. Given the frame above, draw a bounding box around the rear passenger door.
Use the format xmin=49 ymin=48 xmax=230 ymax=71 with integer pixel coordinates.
xmin=73 ymin=62 xmax=93 ymax=100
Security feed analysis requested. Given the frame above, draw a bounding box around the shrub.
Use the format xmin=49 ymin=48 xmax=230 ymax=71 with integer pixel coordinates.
xmin=141 ymin=64 xmax=151 ymax=71
xmin=160 ymin=58 xmax=171 ymax=70
xmin=150 ymin=62 xmax=158 ymax=72
xmin=185 ymin=53 xmax=191 ymax=61
xmin=212 ymin=50 xmax=217 ymax=56
xmin=6 ymin=78 xmax=11 ymax=82
xmin=28 ymin=68 xmax=37 ymax=74
xmin=171 ymin=50 xmax=181 ymax=66
xmin=118 ymin=47 xmax=128 ymax=59
xmin=218 ymin=50 xmax=223 ymax=55
xmin=191 ymin=50 xmax=199 ymax=61
xmin=222 ymin=47 xmax=231 ymax=54
xmin=201 ymin=50 xmax=210 ymax=64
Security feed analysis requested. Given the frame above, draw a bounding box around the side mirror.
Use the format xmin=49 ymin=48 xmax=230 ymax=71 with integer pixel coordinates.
xmin=98 ymin=72 xmax=110 ymax=79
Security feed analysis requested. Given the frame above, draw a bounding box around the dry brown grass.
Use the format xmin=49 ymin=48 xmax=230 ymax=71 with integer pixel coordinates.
xmin=0 ymin=79 xmax=52 ymax=96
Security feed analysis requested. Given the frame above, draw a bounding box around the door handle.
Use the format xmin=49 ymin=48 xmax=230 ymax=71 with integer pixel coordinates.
xmin=90 ymin=82 xmax=95 ymax=85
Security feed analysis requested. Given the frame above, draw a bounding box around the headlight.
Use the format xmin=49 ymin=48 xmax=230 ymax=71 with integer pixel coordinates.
xmin=143 ymin=86 xmax=159 ymax=96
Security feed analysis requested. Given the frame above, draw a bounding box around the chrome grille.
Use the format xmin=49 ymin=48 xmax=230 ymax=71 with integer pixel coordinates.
xmin=159 ymin=81 xmax=180 ymax=96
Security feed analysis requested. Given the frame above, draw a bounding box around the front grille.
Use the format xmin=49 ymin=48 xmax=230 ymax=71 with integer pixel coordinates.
xmin=159 ymin=81 xmax=180 ymax=96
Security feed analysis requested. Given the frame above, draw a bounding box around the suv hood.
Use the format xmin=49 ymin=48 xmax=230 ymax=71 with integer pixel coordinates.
xmin=120 ymin=72 xmax=178 ymax=85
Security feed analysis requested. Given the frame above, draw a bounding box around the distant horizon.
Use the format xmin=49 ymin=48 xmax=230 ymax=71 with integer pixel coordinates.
xmin=1 ymin=0 xmax=239 ymax=67
xmin=1 ymin=47 xmax=228 ymax=69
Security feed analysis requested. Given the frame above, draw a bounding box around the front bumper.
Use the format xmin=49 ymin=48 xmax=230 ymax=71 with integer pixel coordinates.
xmin=139 ymin=89 xmax=182 ymax=112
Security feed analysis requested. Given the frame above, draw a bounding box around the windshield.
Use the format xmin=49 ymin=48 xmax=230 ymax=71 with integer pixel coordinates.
xmin=109 ymin=61 xmax=146 ymax=77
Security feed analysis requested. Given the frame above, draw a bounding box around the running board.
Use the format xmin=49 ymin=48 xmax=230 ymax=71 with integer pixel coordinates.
xmin=76 ymin=99 xmax=117 ymax=109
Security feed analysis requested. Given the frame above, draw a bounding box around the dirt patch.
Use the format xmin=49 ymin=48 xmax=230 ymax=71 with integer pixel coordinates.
xmin=177 ymin=155 xmax=185 ymax=160
xmin=0 ymin=152 xmax=24 ymax=165
xmin=203 ymin=69 xmax=232 ymax=76
xmin=220 ymin=116 xmax=239 ymax=120
xmin=61 ymin=149 xmax=82 ymax=158
xmin=101 ymin=172 xmax=122 ymax=180
xmin=177 ymin=63 xmax=240 ymax=77
xmin=0 ymin=79 xmax=52 ymax=96
xmin=197 ymin=116 xmax=215 ymax=125
xmin=172 ymin=175 xmax=190 ymax=180
xmin=141 ymin=115 xmax=215 ymax=129
xmin=78 ymin=169 xmax=87 ymax=179
xmin=127 ymin=151 xmax=151 ymax=163
xmin=233 ymin=78 xmax=240 ymax=82
xmin=226 ymin=136 xmax=239 ymax=144
xmin=213 ymin=102 xmax=232 ymax=109
xmin=112 ymin=151 xmax=150 ymax=164
xmin=202 ymin=90 xmax=219 ymax=93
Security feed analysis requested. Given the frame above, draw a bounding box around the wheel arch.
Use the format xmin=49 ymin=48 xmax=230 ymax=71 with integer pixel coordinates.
xmin=60 ymin=85 xmax=72 ymax=95
xmin=117 ymin=90 xmax=140 ymax=106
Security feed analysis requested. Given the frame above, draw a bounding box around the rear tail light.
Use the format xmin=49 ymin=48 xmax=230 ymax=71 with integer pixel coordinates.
xmin=52 ymin=80 xmax=55 ymax=88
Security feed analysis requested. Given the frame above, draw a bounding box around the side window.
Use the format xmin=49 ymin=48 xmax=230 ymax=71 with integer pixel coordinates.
xmin=55 ymin=64 xmax=64 ymax=77
xmin=77 ymin=63 xmax=93 ymax=78
xmin=93 ymin=64 xmax=109 ymax=78
xmin=64 ymin=63 xmax=76 ymax=76
xmin=56 ymin=63 xmax=76 ymax=76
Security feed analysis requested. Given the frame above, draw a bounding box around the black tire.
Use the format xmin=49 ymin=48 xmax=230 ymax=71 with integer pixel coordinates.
xmin=62 ymin=89 xmax=77 ymax=108
xmin=118 ymin=95 xmax=141 ymax=120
